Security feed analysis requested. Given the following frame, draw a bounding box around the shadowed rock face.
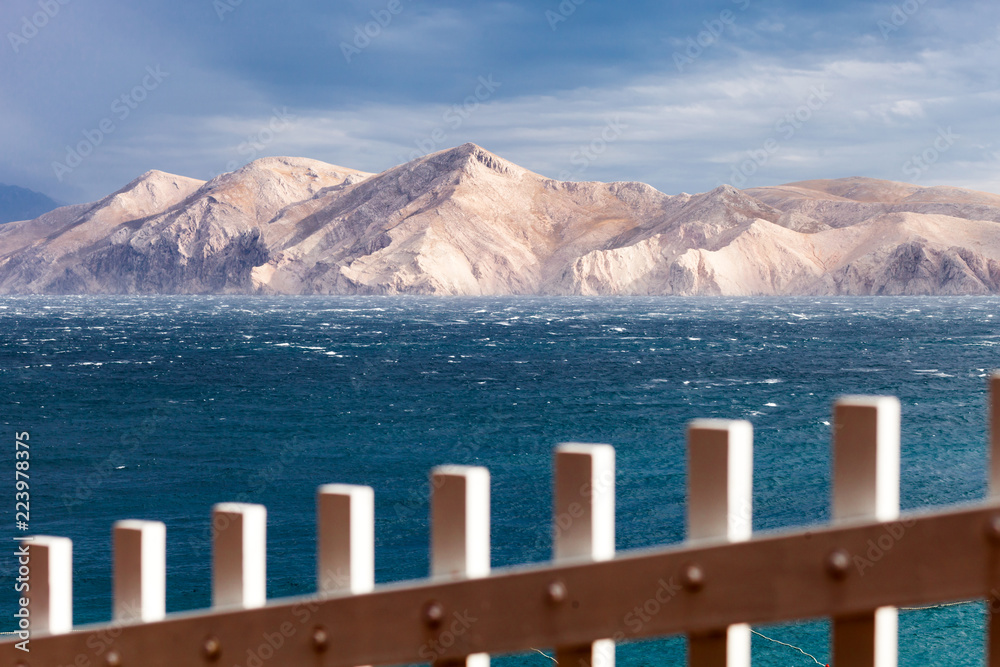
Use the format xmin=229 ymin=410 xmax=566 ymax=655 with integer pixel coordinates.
xmin=2 ymin=147 xmax=1000 ymax=295
xmin=0 ymin=184 xmax=61 ymax=224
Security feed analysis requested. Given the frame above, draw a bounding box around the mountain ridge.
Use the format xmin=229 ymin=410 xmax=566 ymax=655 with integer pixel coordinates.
xmin=0 ymin=183 xmax=63 ymax=224
xmin=2 ymin=143 xmax=999 ymax=295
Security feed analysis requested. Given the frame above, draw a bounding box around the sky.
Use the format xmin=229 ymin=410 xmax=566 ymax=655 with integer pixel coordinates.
xmin=1 ymin=0 xmax=999 ymax=204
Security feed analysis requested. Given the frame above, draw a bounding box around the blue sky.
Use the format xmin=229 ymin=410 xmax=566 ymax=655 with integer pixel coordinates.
xmin=2 ymin=0 xmax=998 ymax=203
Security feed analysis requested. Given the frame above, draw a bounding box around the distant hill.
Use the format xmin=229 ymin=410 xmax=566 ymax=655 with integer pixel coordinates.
xmin=0 ymin=184 xmax=62 ymax=224
xmin=1 ymin=144 xmax=1000 ymax=295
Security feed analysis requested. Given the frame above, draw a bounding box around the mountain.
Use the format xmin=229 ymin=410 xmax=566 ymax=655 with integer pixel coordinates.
xmin=0 ymin=184 xmax=62 ymax=224
xmin=1 ymin=146 xmax=999 ymax=295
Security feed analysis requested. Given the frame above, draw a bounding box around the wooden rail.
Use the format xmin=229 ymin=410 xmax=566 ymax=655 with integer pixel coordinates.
xmin=4 ymin=374 xmax=1000 ymax=667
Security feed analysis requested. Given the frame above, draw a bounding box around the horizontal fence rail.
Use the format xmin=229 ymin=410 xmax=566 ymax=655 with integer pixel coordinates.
xmin=4 ymin=373 xmax=1000 ymax=667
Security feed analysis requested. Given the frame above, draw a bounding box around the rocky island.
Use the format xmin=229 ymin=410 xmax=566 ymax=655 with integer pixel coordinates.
xmin=2 ymin=143 xmax=999 ymax=295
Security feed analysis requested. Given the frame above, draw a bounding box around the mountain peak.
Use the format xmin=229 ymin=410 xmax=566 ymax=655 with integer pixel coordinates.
xmin=0 ymin=183 xmax=62 ymax=223
xmin=236 ymin=155 xmax=366 ymax=176
xmin=99 ymin=170 xmax=205 ymax=218
xmin=422 ymin=142 xmax=522 ymax=177
xmin=120 ymin=169 xmax=201 ymax=192
xmin=205 ymin=156 xmax=372 ymax=191
xmin=710 ymin=184 xmax=744 ymax=197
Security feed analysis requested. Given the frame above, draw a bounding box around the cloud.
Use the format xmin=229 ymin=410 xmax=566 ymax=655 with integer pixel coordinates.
xmin=753 ymin=19 xmax=786 ymax=33
xmin=871 ymin=99 xmax=926 ymax=123
xmin=2 ymin=0 xmax=1000 ymax=202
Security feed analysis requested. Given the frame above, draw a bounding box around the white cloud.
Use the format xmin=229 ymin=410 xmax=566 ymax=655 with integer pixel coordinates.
xmin=12 ymin=13 xmax=1000 ymax=202
xmin=753 ymin=19 xmax=786 ymax=33
xmin=871 ymin=99 xmax=925 ymax=123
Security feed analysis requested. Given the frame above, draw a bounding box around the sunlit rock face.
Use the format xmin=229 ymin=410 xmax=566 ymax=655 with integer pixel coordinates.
xmin=3 ymin=147 xmax=999 ymax=295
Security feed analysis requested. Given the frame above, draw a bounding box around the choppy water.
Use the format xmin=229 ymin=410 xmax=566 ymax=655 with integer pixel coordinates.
xmin=1 ymin=295 xmax=998 ymax=665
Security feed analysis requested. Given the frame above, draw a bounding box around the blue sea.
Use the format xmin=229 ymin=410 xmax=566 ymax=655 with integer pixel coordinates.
xmin=2 ymin=295 xmax=998 ymax=666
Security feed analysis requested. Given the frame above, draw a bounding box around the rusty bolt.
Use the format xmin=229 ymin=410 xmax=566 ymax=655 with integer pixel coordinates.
xmin=986 ymin=515 xmax=1000 ymax=544
xmin=827 ymin=549 xmax=851 ymax=579
xmin=202 ymin=636 xmax=222 ymax=662
xmin=312 ymin=626 xmax=329 ymax=652
xmin=681 ymin=564 xmax=705 ymax=592
xmin=423 ymin=601 xmax=445 ymax=627
xmin=547 ymin=580 xmax=567 ymax=604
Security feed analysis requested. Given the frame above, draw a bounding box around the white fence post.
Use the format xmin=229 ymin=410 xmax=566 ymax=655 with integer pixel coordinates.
xmin=989 ymin=373 xmax=1000 ymax=667
xmin=991 ymin=372 xmax=1000 ymax=497
xmin=553 ymin=443 xmax=616 ymax=667
xmin=431 ymin=465 xmax=491 ymax=667
xmin=317 ymin=484 xmax=375 ymax=595
xmin=686 ymin=420 xmax=753 ymax=667
xmin=831 ymin=396 xmax=900 ymax=667
xmin=25 ymin=536 xmax=72 ymax=636
xmin=113 ymin=520 xmax=166 ymax=622
xmin=212 ymin=503 xmax=267 ymax=609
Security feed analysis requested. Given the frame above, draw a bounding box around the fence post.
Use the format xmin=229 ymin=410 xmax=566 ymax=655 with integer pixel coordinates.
xmin=831 ymin=396 xmax=900 ymax=667
xmin=989 ymin=373 xmax=1000 ymax=667
xmin=687 ymin=420 xmax=753 ymax=667
xmin=113 ymin=520 xmax=166 ymax=622
xmin=991 ymin=372 xmax=1000 ymax=497
xmin=25 ymin=536 xmax=72 ymax=636
xmin=431 ymin=465 xmax=491 ymax=667
xmin=212 ymin=503 xmax=267 ymax=609
xmin=553 ymin=443 xmax=616 ymax=667
xmin=317 ymin=484 xmax=375 ymax=595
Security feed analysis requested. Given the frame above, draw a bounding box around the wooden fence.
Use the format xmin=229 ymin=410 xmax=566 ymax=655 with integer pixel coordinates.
xmin=4 ymin=375 xmax=1000 ymax=667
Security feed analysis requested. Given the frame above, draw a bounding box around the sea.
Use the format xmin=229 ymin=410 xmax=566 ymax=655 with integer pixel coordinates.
xmin=1 ymin=295 xmax=998 ymax=666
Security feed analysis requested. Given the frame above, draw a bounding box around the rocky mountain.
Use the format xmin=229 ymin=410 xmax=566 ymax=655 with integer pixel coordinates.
xmin=2 ymin=145 xmax=999 ymax=295
xmin=0 ymin=184 xmax=62 ymax=224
